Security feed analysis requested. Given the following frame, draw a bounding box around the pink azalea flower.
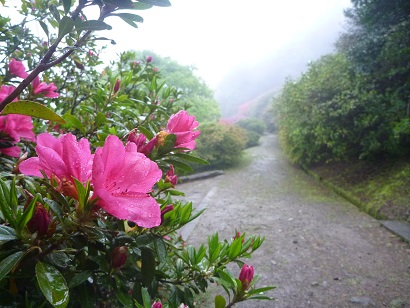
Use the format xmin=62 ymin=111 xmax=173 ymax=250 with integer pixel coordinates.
xmin=0 ymin=85 xmax=17 ymax=102
xmin=92 ymin=135 xmax=162 ymax=228
xmin=127 ymin=131 xmax=155 ymax=156
xmin=19 ymin=133 xmax=93 ymax=198
xmin=0 ymin=114 xmax=35 ymax=157
xmin=32 ymin=76 xmax=59 ymax=98
xmin=166 ymin=110 xmax=200 ymax=150
xmin=8 ymin=58 xmax=29 ymax=78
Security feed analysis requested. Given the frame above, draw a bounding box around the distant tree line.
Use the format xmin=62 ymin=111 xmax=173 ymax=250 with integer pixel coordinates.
xmin=273 ymin=0 xmax=410 ymax=165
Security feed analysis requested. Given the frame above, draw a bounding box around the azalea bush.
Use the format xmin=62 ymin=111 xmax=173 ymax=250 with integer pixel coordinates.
xmin=194 ymin=121 xmax=246 ymax=170
xmin=0 ymin=1 xmax=274 ymax=307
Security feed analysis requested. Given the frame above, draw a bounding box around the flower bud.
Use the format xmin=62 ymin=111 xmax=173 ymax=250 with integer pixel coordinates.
xmin=160 ymin=204 xmax=174 ymax=224
xmin=27 ymin=204 xmax=50 ymax=237
xmin=114 ymin=79 xmax=121 ymax=94
xmin=152 ymin=302 xmax=162 ymax=308
xmin=234 ymin=230 xmax=244 ymax=243
xmin=239 ymin=264 xmax=254 ymax=291
xmin=146 ymin=55 xmax=152 ymax=63
xmin=165 ymin=165 xmax=178 ymax=187
xmin=111 ymin=246 xmax=128 ymax=269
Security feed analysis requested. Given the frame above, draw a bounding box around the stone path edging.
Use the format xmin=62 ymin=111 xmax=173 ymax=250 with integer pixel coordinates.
xmin=301 ymin=164 xmax=410 ymax=244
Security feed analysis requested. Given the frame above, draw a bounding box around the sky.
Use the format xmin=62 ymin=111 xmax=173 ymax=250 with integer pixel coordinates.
xmin=3 ymin=0 xmax=352 ymax=88
xmin=97 ymin=0 xmax=352 ymax=87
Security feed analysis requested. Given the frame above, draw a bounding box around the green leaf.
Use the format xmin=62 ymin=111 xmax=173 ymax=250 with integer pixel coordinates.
xmin=0 ymin=225 xmax=17 ymax=242
xmin=76 ymin=282 xmax=96 ymax=306
xmin=49 ymin=4 xmax=61 ymax=22
xmin=174 ymin=153 xmax=209 ymax=165
xmin=248 ymin=295 xmax=275 ymax=300
xmin=36 ymin=262 xmax=69 ymax=308
xmin=154 ymin=238 xmax=167 ymax=263
xmin=2 ymin=101 xmax=66 ymax=124
xmin=247 ymin=285 xmax=276 ymax=296
xmin=137 ymin=0 xmax=171 ymax=7
xmin=63 ymin=113 xmax=85 ymax=134
xmin=9 ymin=178 xmax=18 ymax=211
xmin=44 ymin=198 xmax=63 ymax=223
xmin=140 ymin=287 xmax=151 ymax=308
xmin=138 ymin=125 xmax=154 ymax=139
xmin=215 ymin=270 xmax=236 ymax=289
xmin=140 ymin=247 xmax=155 ymax=287
xmin=163 ymin=159 xmax=194 ymax=173
xmin=131 ymin=2 xmax=153 ymax=10
xmin=179 ymin=202 xmax=192 ymax=224
xmin=228 ymin=237 xmax=242 ymax=259
xmin=209 ymin=243 xmax=221 ymax=264
xmin=214 ymin=295 xmax=226 ymax=308
xmin=95 ymin=112 xmax=106 ymax=127
xmin=114 ymin=284 xmax=133 ymax=308
xmin=75 ymin=20 xmax=112 ymax=32
xmin=112 ymin=13 xmax=143 ymax=29
xmin=63 ymin=0 xmax=71 ymax=14
xmin=58 ymin=16 xmax=74 ymax=39
xmin=44 ymin=252 xmax=70 ymax=268
xmin=17 ymin=194 xmax=37 ymax=232
xmin=39 ymin=21 xmax=49 ymax=38
xmin=111 ymin=13 xmax=144 ymax=22
xmin=0 ymin=251 xmax=24 ymax=281
xmin=0 ymin=183 xmax=14 ymax=226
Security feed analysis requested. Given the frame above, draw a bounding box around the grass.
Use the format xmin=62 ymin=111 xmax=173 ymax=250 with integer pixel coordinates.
xmin=306 ymin=159 xmax=410 ymax=221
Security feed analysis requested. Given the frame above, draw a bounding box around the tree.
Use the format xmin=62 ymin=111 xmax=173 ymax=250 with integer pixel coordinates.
xmin=132 ymin=50 xmax=221 ymax=123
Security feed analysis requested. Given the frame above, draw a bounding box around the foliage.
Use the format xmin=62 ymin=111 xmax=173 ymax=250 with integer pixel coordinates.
xmin=131 ymin=50 xmax=221 ymax=123
xmin=237 ymin=118 xmax=266 ymax=135
xmin=274 ymin=0 xmax=410 ymax=165
xmin=195 ymin=121 xmax=247 ymax=170
xmin=0 ymin=1 xmax=275 ymax=307
xmin=236 ymin=118 xmax=265 ymax=148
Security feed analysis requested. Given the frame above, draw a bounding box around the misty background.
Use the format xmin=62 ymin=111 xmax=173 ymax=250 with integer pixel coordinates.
xmin=95 ymin=0 xmax=351 ymax=119
xmin=5 ymin=0 xmax=351 ymax=120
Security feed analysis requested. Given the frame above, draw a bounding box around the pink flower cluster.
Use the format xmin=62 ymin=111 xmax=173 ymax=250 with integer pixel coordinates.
xmin=20 ymin=134 xmax=162 ymax=228
xmin=0 ymin=58 xmax=61 ymax=157
xmin=166 ymin=110 xmax=200 ymax=150
xmin=9 ymin=58 xmax=59 ymax=98
xmin=128 ymin=110 xmax=200 ymax=154
xmin=17 ymin=110 xmax=200 ymax=228
xmin=0 ymin=114 xmax=36 ymax=157
xmin=0 ymin=83 xmax=35 ymax=157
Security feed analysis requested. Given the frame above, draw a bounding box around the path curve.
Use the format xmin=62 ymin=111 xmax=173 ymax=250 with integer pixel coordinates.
xmin=178 ymin=134 xmax=410 ymax=308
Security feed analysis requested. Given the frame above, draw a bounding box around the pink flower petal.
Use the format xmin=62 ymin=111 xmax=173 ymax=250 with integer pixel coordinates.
xmin=8 ymin=58 xmax=29 ymax=78
xmin=166 ymin=110 xmax=200 ymax=150
xmin=92 ymin=135 xmax=162 ymax=227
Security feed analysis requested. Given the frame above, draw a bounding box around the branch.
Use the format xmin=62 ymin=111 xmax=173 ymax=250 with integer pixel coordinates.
xmin=0 ymin=1 xmax=91 ymax=113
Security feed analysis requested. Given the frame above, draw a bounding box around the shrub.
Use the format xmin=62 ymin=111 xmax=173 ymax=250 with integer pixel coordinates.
xmin=195 ymin=121 xmax=247 ymax=169
xmin=237 ymin=118 xmax=266 ymax=148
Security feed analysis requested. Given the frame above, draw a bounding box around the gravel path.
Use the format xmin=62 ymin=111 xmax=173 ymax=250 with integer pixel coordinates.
xmin=177 ymin=134 xmax=410 ymax=308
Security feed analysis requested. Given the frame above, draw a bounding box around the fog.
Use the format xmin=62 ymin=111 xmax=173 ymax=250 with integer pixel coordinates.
xmin=215 ymin=13 xmax=348 ymax=118
xmin=3 ymin=0 xmax=351 ymax=119
xmin=93 ymin=0 xmax=351 ymax=119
